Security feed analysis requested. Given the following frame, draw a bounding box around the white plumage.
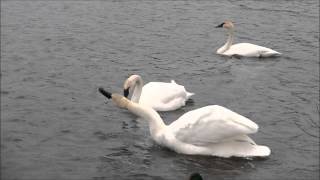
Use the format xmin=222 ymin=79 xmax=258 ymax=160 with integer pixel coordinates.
xmin=216 ymin=20 xmax=281 ymax=57
xmin=102 ymin=92 xmax=271 ymax=158
xmin=123 ymin=75 xmax=194 ymax=111
xmin=166 ymin=105 xmax=270 ymax=157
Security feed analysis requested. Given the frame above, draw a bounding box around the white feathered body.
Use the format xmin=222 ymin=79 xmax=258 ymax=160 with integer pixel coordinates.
xmin=218 ymin=43 xmax=281 ymax=57
xmin=139 ymin=80 xmax=194 ymax=111
xmin=151 ymin=105 xmax=271 ymax=158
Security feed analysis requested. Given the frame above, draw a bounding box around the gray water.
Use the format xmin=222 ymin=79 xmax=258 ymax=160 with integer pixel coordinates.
xmin=1 ymin=0 xmax=319 ymax=180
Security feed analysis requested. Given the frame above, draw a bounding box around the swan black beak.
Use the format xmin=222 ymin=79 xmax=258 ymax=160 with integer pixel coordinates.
xmin=216 ymin=23 xmax=224 ymax=28
xmin=123 ymin=88 xmax=130 ymax=98
xmin=98 ymin=87 xmax=112 ymax=99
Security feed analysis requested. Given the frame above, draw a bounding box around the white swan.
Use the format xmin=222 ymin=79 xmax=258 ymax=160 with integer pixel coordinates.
xmin=98 ymin=88 xmax=271 ymax=158
xmin=123 ymin=75 xmax=194 ymax=111
xmin=216 ymin=20 xmax=281 ymax=57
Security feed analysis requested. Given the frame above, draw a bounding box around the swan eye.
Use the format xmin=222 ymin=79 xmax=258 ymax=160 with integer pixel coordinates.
xmin=123 ymin=88 xmax=130 ymax=97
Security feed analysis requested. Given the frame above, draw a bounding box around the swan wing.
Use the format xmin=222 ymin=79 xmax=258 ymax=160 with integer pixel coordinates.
xmin=140 ymin=81 xmax=194 ymax=111
xmin=168 ymin=105 xmax=258 ymax=145
xmin=225 ymin=43 xmax=280 ymax=57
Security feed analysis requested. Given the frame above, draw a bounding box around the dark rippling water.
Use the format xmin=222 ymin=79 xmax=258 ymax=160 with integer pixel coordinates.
xmin=1 ymin=0 xmax=319 ymax=180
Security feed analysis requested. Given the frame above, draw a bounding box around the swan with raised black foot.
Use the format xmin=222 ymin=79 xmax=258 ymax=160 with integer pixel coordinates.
xmin=98 ymin=88 xmax=271 ymax=158
xmin=216 ymin=20 xmax=281 ymax=57
xmin=123 ymin=75 xmax=194 ymax=111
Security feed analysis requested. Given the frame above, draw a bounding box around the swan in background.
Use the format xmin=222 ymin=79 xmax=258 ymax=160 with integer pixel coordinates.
xmin=216 ymin=20 xmax=281 ymax=57
xmin=123 ymin=75 xmax=194 ymax=111
xmin=99 ymin=88 xmax=271 ymax=158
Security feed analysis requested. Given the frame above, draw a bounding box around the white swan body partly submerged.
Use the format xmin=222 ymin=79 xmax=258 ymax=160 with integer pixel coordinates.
xmin=123 ymin=75 xmax=194 ymax=111
xmin=216 ymin=20 xmax=281 ymax=57
xmin=99 ymin=88 xmax=271 ymax=158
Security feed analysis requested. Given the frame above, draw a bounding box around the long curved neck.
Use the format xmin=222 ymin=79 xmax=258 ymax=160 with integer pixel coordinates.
xmin=218 ymin=29 xmax=234 ymax=54
xmin=131 ymin=77 xmax=143 ymax=103
xmin=127 ymin=101 xmax=166 ymax=137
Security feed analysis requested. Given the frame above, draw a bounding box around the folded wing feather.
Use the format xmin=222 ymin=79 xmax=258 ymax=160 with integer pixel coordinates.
xmin=168 ymin=105 xmax=258 ymax=146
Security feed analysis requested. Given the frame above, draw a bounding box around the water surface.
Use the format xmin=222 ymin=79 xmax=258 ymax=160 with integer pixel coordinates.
xmin=1 ymin=0 xmax=319 ymax=179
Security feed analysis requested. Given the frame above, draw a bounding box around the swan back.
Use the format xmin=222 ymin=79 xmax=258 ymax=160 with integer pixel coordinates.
xmin=225 ymin=43 xmax=281 ymax=57
xmin=165 ymin=105 xmax=271 ymax=157
xmin=123 ymin=75 xmax=194 ymax=111
xmin=168 ymin=105 xmax=258 ymax=145
xmin=139 ymin=81 xmax=194 ymax=111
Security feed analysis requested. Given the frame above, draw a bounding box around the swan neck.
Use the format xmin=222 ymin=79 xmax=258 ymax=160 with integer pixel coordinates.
xmin=226 ymin=30 xmax=234 ymax=48
xmin=218 ymin=29 xmax=234 ymax=54
xmin=131 ymin=77 xmax=143 ymax=103
xmin=127 ymin=102 xmax=166 ymax=137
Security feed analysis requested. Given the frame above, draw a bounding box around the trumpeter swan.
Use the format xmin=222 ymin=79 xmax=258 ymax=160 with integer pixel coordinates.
xmin=123 ymin=75 xmax=194 ymax=111
xmin=99 ymin=88 xmax=271 ymax=158
xmin=216 ymin=20 xmax=281 ymax=57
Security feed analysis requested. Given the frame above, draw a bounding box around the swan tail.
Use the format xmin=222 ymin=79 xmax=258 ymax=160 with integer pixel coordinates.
xmin=225 ymin=144 xmax=271 ymax=158
xmin=260 ymin=50 xmax=281 ymax=57
xmin=207 ymin=135 xmax=271 ymax=158
xmin=186 ymin=92 xmax=195 ymax=99
xmin=215 ymin=143 xmax=271 ymax=158
xmin=232 ymin=137 xmax=271 ymax=157
xmin=171 ymin=80 xmax=177 ymax=84
xmin=238 ymin=137 xmax=271 ymax=157
xmin=170 ymin=79 xmax=194 ymax=99
xmin=246 ymin=145 xmax=271 ymax=157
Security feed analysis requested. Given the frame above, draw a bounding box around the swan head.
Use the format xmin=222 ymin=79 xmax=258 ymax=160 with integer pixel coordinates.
xmin=98 ymin=88 xmax=129 ymax=109
xmin=123 ymin=74 xmax=142 ymax=98
xmin=216 ymin=20 xmax=234 ymax=30
xmin=189 ymin=173 xmax=203 ymax=180
xmin=111 ymin=93 xmax=130 ymax=109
